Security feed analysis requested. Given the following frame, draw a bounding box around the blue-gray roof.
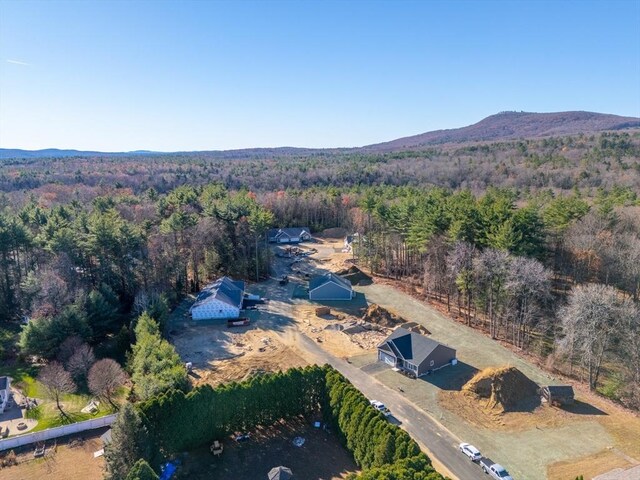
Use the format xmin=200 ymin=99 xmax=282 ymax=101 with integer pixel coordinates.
xmin=268 ymin=227 xmax=311 ymax=238
xmin=309 ymin=272 xmax=353 ymax=292
xmin=378 ymin=328 xmax=454 ymax=365
xmin=192 ymin=277 xmax=245 ymax=309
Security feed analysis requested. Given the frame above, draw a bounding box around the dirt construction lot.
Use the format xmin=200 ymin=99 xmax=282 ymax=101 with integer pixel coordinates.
xmin=169 ymin=236 xmax=640 ymax=479
xmin=170 ymin=320 xmax=309 ymax=386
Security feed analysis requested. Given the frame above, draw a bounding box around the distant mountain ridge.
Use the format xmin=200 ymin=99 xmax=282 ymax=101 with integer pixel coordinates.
xmin=366 ymin=111 xmax=640 ymax=151
xmin=1 ymin=111 xmax=638 ymax=159
xmin=0 ymin=148 xmax=158 ymax=159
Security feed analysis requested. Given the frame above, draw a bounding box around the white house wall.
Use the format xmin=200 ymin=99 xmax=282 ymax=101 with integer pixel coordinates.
xmin=191 ymin=299 xmax=240 ymax=320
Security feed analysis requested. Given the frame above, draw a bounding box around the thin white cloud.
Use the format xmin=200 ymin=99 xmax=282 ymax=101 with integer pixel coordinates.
xmin=6 ymin=59 xmax=31 ymax=66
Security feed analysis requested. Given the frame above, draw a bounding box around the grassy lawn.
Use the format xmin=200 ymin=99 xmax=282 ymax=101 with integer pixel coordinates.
xmin=5 ymin=361 xmax=126 ymax=433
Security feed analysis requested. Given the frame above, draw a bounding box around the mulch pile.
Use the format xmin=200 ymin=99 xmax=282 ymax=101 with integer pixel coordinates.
xmin=463 ymin=366 xmax=539 ymax=412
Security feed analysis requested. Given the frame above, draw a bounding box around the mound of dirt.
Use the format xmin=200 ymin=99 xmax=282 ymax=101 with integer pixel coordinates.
xmin=322 ymin=227 xmax=347 ymax=238
xmin=336 ymin=266 xmax=372 ymax=285
xmin=463 ymin=366 xmax=539 ymax=411
xmin=401 ymin=321 xmax=431 ymax=335
xmin=361 ymin=304 xmax=405 ymax=328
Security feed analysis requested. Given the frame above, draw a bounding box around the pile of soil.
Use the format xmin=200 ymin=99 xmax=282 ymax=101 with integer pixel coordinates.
xmin=463 ymin=366 xmax=539 ymax=412
xmin=336 ymin=265 xmax=372 ymax=285
xmin=322 ymin=227 xmax=347 ymax=238
xmin=361 ymin=304 xmax=405 ymax=328
xmin=401 ymin=321 xmax=431 ymax=335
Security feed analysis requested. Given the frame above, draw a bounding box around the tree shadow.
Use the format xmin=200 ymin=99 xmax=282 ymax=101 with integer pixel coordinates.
xmin=419 ymin=361 xmax=478 ymax=392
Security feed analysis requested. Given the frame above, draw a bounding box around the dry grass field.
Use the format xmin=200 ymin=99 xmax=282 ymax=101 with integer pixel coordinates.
xmin=0 ymin=430 xmax=106 ymax=480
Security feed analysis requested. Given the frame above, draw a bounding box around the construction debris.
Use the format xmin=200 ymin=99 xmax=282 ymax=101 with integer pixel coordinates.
xmin=361 ymin=304 xmax=406 ymax=328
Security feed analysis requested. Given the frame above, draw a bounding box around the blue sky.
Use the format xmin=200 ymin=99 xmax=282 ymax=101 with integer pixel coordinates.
xmin=1 ymin=0 xmax=639 ymax=151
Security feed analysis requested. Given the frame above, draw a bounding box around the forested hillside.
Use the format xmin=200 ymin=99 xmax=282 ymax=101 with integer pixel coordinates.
xmin=1 ymin=131 xmax=638 ymax=202
xmin=1 ymin=129 xmax=639 ymax=410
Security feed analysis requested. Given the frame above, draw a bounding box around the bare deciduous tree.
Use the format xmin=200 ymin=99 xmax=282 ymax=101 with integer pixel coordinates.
xmin=88 ymin=359 xmax=127 ymax=407
xmin=447 ymin=241 xmax=476 ymax=325
xmin=504 ymin=256 xmax=551 ymax=349
xmin=57 ymin=335 xmax=84 ymax=364
xmin=474 ymin=249 xmax=510 ymax=339
xmin=38 ymin=362 xmax=76 ymax=416
xmin=66 ymin=343 xmax=95 ymax=383
xmin=558 ymin=284 xmax=634 ymax=390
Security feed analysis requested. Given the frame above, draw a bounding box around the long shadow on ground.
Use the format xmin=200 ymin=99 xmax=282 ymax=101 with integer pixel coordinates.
xmin=419 ymin=361 xmax=479 ymax=392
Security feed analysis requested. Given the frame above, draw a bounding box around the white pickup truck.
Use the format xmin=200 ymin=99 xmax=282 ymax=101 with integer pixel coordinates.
xmin=479 ymin=458 xmax=513 ymax=480
xmin=369 ymin=400 xmax=392 ymax=417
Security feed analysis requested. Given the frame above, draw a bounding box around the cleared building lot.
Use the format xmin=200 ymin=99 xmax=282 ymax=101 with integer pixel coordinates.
xmin=353 ymin=283 xmax=640 ymax=480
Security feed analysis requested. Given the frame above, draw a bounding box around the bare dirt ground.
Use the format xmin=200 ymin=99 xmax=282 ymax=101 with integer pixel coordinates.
xmin=294 ymin=304 xmax=389 ymax=359
xmin=171 ymin=323 xmax=309 ymax=386
xmin=176 ymin=418 xmax=358 ymax=480
xmin=0 ymin=429 xmax=106 ymax=480
xmin=548 ymin=449 xmax=638 ymax=480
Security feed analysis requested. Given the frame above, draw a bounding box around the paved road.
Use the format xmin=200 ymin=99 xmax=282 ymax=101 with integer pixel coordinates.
xmin=264 ymin=245 xmax=480 ymax=480
xmin=278 ymin=329 xmax=481 ymax=480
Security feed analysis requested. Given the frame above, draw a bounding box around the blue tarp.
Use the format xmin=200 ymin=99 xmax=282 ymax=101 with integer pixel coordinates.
xmin=159 ymin=462 xmax=177 ymax=480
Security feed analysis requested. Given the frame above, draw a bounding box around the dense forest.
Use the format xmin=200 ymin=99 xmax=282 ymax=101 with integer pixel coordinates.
xmin=1 ymin=130 xmax=639 ymax=411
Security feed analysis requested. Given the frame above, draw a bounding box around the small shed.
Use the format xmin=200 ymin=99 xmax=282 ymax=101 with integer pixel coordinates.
xmin=268 ymin=466 xmax=293 ymax=480
xmin=541 ymin=385 xmax=575 ymax=406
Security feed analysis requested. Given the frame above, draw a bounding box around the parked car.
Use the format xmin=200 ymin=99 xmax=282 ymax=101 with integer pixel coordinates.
xmin=459 ymin=442 xmax=481 ymax=461
xmin=479 ymin=458 xmax=513 ymax=480
xmin=369 ymin=400 xmax=391 ymax=417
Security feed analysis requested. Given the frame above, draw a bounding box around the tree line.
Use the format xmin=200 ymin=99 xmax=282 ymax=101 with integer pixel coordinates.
xmin=349 ymin=187 xmax=640 ymax=407
xmin=104 ymin=365 xmax=444 ymax=480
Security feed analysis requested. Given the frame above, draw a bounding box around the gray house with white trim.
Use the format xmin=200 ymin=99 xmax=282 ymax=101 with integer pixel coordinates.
xmin=267 ymin=227 xmax=312 ymax=244
xmin=308 ymin=272 xmax=354 ymax=301
xmin=377 ymin=328 xmax=456 ymax=377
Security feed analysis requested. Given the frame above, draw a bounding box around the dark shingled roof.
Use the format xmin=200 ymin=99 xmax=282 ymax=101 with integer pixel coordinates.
xmin=192 ymin=277 xmax=245 ymax=309
xmin=379 ymin=328 xmax=453 ymax=365
xmin=309 ymin=272 xmax=353 ymax=291
xmin=268 ymin=227 xmax=311 ymax=239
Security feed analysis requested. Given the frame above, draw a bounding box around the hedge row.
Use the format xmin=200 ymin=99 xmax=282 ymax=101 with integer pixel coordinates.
xmin=324 ymin=369 xmax=444 ymax=479
xmin=138 ymin=365 xmax=445 ymax=479
xmin=139 ymin=365 xmax=326 ymax=454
